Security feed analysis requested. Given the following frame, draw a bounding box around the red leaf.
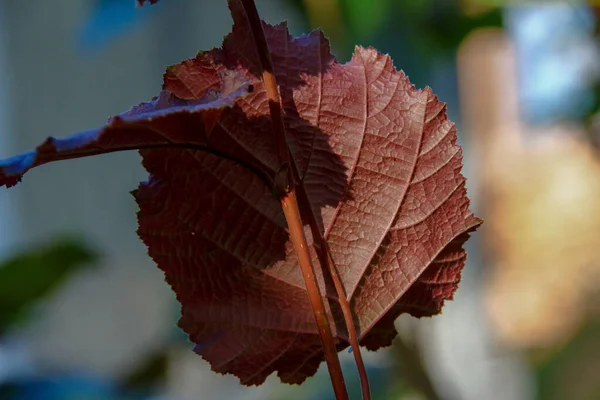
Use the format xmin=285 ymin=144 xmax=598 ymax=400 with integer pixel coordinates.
xmin=0 ymin=67 xmax=255 ymax=188
xmin=0 ymin=4 xmax=481 ymax=386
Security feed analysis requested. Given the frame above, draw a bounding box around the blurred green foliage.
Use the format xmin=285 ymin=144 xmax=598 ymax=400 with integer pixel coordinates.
xmin=119 ymin=348 xmax=169 ymax=394
xmin=286 ymin=0 xmax=501 ymax=92
xmin=0 ymin=237 xmax=97 ymax=333
xmin=339 ymin=0 xmax=502 ymax=53
xmin=340 ymin=0 xmax=391 ymax=39
xmin=534 ymin=315 xmax=600 ymax=400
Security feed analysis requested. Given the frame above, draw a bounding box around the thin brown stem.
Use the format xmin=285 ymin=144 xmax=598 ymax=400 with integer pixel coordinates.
xmin=324 ymin=245 xmax=371 ymax=400
xmin=292 ymin=163 xmax=371 ymax=400
xmin=237 ymin=1 xmax=349 ymax=399
xmin=281 ymin=191 xmax=349 ymax=400
xmin=238 ymin=0 xmax=292 ymax=178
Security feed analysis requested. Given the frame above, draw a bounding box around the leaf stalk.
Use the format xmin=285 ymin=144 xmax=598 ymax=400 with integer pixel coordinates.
xmin=292 ymin=162 xmax=372 ymax=400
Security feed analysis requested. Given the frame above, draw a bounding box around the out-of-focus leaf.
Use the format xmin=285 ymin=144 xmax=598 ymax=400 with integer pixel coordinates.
xmin=391 ymin=334 xmax=442 ymax=400
xmin=119 ymin=348 xmax=169 ymax=393
xmin=392 ymin=0 xmax=502 ymax=58
xmin=534 ymin=314 xmax=600 ymax=400
xmin=0 ymin=237 xmax=97 ymax=332
xmin=302 ymin=0 xmax=348 ymax=51
xmin=340 ymin=0 xmax=391 ymax=39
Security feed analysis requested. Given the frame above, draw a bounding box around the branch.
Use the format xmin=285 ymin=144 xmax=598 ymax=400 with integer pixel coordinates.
xmin=236 ymin=1 xmax=349 ymax=399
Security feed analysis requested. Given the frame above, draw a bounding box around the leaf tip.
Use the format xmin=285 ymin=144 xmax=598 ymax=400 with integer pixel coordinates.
xmin=0 ymin=151 xmax=37 ymax=188
xmin=136 ymin=0 xmax=160 ymax=7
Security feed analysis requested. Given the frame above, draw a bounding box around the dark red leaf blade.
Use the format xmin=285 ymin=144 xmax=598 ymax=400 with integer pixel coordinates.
xmin=0 ymin=4 xmax=482 ymax=387
xmin=137 ymin=12 xmax=481 ymax=385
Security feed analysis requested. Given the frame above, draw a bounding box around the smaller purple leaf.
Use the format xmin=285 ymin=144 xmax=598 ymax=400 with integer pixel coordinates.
xmin=0 ymin=76 xmax=252 ymax=189
xmin=136 ymin=0 xmax=160 ymax=6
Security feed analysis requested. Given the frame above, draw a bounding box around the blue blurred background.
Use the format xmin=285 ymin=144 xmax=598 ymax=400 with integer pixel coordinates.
xmin=1 ymin=1 xmax=600 ymax=399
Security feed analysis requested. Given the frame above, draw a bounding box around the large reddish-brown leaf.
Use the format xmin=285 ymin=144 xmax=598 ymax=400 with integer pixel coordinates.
xmin=0 ymin=2 xmax=481 ymax=386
